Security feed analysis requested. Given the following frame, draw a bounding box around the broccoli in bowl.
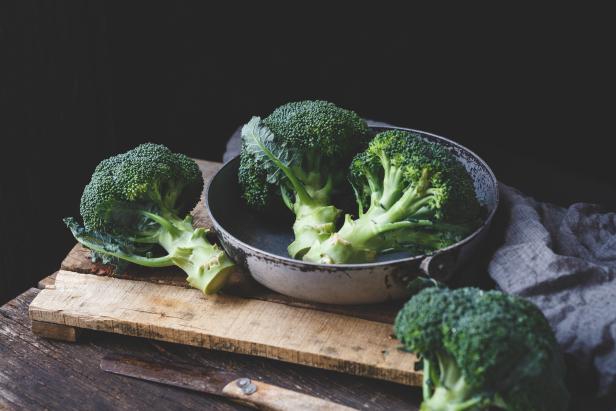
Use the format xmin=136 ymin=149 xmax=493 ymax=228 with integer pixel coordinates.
xmin=239 ymin=103 xmax=483 ymax=265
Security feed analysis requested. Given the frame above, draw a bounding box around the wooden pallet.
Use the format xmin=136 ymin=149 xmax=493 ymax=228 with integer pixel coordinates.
xmin=29 ymin=160 xmax=420 ymax=387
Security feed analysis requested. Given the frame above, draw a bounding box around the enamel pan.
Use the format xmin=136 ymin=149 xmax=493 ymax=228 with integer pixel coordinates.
xmin=206 ymin=126 xmax=499 ymax=305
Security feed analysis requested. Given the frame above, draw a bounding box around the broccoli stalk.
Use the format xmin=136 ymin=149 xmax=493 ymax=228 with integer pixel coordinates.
xmin=277 ymin=144 xmax=343 ymax=259
xmin=65 ymin=143 xmax=235 ymax=294
xmin=418 ymin=354 xmax=495 ymax=411
xmin=394 ymin=287 xmax=570 ymax=411
xmin=286 ymin=175 xmax=341 ymax=259
xmin=239 ymin=101 xmax=370 ymax=259
xmin=65 ymin=214 xmax=233 ymax=294
xmin=303 ymin=130 xmax=480 ymax=264
xmin=304 ymin=169 xmax=443 ymax=263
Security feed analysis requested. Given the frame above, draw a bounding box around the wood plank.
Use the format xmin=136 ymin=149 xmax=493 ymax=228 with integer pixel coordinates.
xmin=57 ymin=245 xmax=400 ymax=323
xmin=31 ymin=320 xmax=79 ymax=342
xmin=29 ymin=271 xmax=420 ymax=387
xmin=7 ymin=289 xmax=421 ymax=410
xmin=37 ymin=272 xmax=57 ymax=289
xmin=57 ymin=159 xmax=402 ymax=324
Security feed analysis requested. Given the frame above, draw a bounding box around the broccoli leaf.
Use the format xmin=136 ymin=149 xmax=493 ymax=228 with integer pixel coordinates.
xmin=241 ymin=116 xmax=299 ymax=186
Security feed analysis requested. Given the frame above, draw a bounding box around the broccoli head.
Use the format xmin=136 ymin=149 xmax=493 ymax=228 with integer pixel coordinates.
xmin=303 ymin=130 xmax=481 ymax=263
xmin=394 ymin=287 xmax=570 ymax=411
xmin=65 ymin=143 xmax=235 ymax=294
xmin=239 ymin=100 xmax=370 ymax=258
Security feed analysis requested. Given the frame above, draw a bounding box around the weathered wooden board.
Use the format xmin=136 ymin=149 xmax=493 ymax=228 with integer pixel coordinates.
xmin=6 ymin=289 xmax=421 ymax=410
xmin=29 ymin=271 xmax=420 ymax=386
xmin=59 ymin=244 xmax=401 ymax=324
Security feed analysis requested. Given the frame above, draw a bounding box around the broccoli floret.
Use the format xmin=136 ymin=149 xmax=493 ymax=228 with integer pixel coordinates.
xmin=303 ymin=130 xmax=481 ymax=263
xmin=239 ymin=100 xmax=370 ymax=258
xmin=394 ymin=287 xmax=570 ymax=411
xmin=64 ymin=143 xmax=235 ymax=294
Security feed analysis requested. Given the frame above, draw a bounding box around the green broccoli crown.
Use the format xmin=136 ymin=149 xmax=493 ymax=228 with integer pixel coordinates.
xmin=80 ymin=143 xmax=203 ymax=234
xmin=394 ymin=286 xmax=453 ymax=357
xmin=239 ymin=100 xmax=370 ymax=209
xmin=395 ymin=287 xmax=570 ymax=411
xmin=263 ymin=100 xmax=369 ymax=156
xmin=237 ymin=150 xmax=275 ymax=211
xmin=350 ymin=129 xmax=480 ymax=224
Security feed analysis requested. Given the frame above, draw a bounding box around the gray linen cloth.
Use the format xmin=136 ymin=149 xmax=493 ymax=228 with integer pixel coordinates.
xmin=490 ymin=184 xmax=616 ymax=406
xmin=224 ymin=122 xmax=616 ymax=406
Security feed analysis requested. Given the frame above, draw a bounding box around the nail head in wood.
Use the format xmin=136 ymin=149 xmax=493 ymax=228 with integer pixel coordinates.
xmin=237 ymin=378 xmax=257 ymax=395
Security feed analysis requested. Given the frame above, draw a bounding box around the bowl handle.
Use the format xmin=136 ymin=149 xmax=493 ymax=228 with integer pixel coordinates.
xmin=419 ymin=250 xmax=458 ymax=282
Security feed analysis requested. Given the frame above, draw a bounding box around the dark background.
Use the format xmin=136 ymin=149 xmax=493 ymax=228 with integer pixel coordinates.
xmin=1 ymin=2 xmax=614 ymax=304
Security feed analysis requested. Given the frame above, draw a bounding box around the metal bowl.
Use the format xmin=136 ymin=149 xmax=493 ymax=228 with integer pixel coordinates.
xmin=206 ymin=126 xmax=499 ymax=305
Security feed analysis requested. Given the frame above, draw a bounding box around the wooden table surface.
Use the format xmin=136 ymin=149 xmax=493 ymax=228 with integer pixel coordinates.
xmin=0 ymin=277 xmax=422 ymax=410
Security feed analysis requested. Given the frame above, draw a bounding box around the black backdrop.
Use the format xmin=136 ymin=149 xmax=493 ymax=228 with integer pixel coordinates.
xmin=1 ymin=2 xmax=614 ymax=304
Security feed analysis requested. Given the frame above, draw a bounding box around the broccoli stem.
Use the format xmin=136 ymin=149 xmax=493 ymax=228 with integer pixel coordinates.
xmin=302 ymin=163 xmax=474 ymax=264
xmin=287 ymin=200 xmax=340 ymax=259
xmin=302 ymin=172 xmax=434 ymax=263
xmin=65 ymin=212 xmax=235 ymax=295
xmin=154 ymin=212 xmax=235 ymax=295
xmin=419 ymin=352 xmax=487 ymax=411
xmin=76 ymin=241 xmax=176 ymax=267
xmin=65 ymin=217 xmax=176 ymax=267
xmin=423 ymin=358 xmax=434 ymax=400
xmin=422 ymin=386 xmax=483 ymax=411
xmin=376 ymin=155 xmax=405 ymax=210
xmin=285 ymin=167 xmax=341 ymax=259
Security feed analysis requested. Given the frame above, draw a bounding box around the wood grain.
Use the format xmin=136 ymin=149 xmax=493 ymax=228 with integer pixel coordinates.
xmin=29 ymin=271 xmax=421 ymax=387
xmin=5 ymin=288 xmax=421 ymax=410
xmin=222 ymin=379 xmax=356 ymax=411
xmin=37 ymin=272 xmax=58 ymax=290
xmin=30 ymin=320 xmax=79 ymax=342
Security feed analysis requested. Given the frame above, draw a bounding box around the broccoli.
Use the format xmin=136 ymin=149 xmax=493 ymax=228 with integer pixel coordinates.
xmin=394 ymin=287 xmax=570 ymax=411
xmin=64 ymin=143 xmax=235 ymax=294
xmin=239 ymin=100 xmax=370 ymax=258
xmin=302 ymin=130 xmax=481 ymax=264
